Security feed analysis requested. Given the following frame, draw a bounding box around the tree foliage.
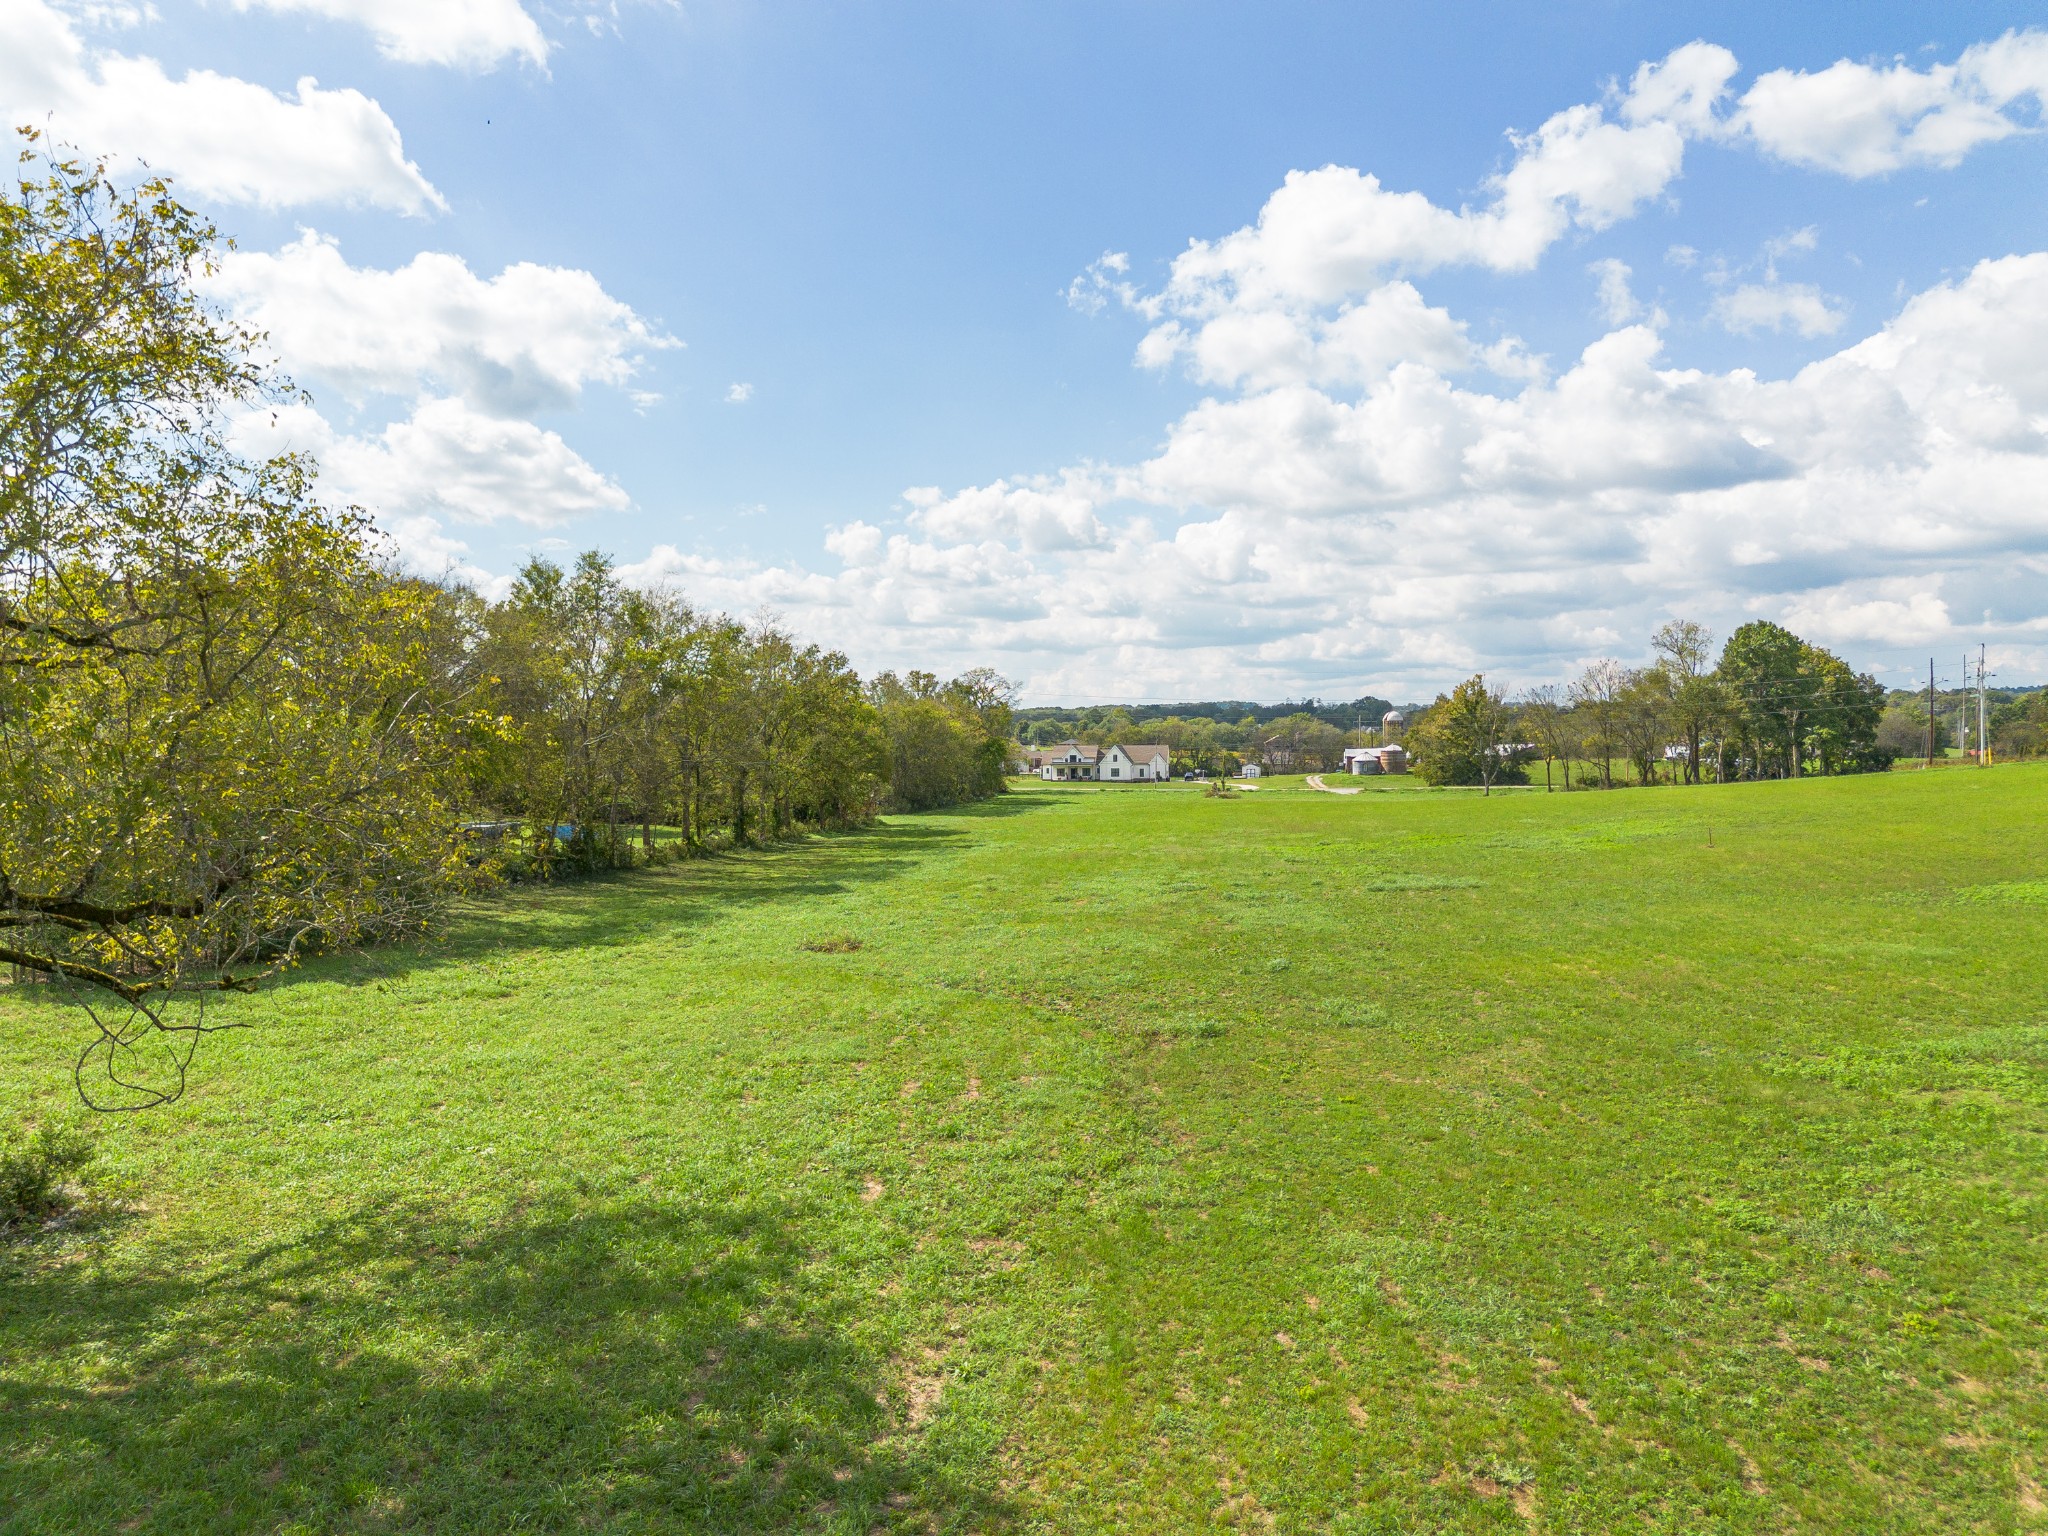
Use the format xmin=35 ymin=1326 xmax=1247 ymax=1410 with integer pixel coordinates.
xmin=1409 ymin=675 xmax=1526 ymax=790
xmin=1510 ymin=620 xmax=1887 ymax=792
xmin=2 ymin=137 xmax=490 ymax=1106
xmin=1717 ymin=621 xmax=1885 ymax=778
xmin=868 ymin=667 xmax=1014 ymax=811
xmin=467 ymin=552 xmax=895 ymax=866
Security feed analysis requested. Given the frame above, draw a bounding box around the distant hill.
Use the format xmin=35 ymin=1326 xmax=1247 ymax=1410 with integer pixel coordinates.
xmin=1012 ymin=696 xmax=1419 ymax=732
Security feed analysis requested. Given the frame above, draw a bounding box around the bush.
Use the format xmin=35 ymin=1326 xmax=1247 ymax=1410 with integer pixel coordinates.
xmin=0 ymin=1122 xmax=95 ymax=1228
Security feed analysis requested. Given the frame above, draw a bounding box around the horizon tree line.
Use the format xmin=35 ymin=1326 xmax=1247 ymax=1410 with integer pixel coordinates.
xmin=1412 ymin=620 xmax=1894 ymax=790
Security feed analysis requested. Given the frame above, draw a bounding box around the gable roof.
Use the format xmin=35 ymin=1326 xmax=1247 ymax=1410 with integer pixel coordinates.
xmin=1115 ymin=744 xmax=1169 ymax=762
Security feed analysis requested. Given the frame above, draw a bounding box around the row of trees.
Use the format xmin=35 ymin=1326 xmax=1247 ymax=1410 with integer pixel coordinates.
xmin=2 ymin=142 xmax=1009 ymax=1103
xmin=1986 ymin=690 xmax=2048 ymax=758
xmin=1014 ymin=694 xmax=1398 ymax=746
xmin=450 ymin=554 xmax=1016 ymax=872
xmin=470 ymin=552 xmax=881 ymax=870
xmin=1877 ymin=686 xmax=2048 ymax=762
xmin=1020 ymin=710 xmax=1373 ymax=776
xmin=1408 ymin=621 xmax=1890 ymax=790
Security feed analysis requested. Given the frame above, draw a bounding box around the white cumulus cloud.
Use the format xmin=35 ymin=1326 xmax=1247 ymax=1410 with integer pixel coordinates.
xmin=226 ymin=0 xmax=548 ymax=70
xmin=654 ymin=251 xmax=2048 ymax=699
xmin=1078 ymin=35 xmax=2048 ymax=413
xmin=1589 ymin=257 xmax=1644 ymax=324
xmin=0 ymin=0 xmax=443 ymax=211
xmin=1712 ymin=281 xmax=1848 ymax=337
xmin=1730 ymin=31 xmax=2048 ymax=176
xmin=210 ymin=232 xmax=673 ymax=413
xmin=248 ymin=397 xmax=629 ymax=530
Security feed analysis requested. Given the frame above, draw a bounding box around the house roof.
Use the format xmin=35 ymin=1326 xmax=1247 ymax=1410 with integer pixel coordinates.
xmin=1052 ymin=743 xmax=1101 ymax=760
xmin=1116 ymin=744 xmax=1168 ymax=761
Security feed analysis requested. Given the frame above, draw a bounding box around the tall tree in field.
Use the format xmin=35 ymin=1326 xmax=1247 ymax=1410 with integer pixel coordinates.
xmin=1569 ymin=659 xmax=1628 ymax=788
xmin=1615 ymin=667 xmax=1672 ymax=786
xmin=1715 ymin=621 xmax=1884 ymax=778
xmin=1803 ymin=651 xmax=1887 ymax=775
xmin=1411 ymin=674 xmax=1523 ymax=793
xmin=1520 ymin=683 xmax=1578 ymax=790
xmin=869 ymin=668 xmax=1010 ymax=811
xmin=1 ymin=137 xmax=488 ymax=1106
xmin=1717 ymin=621 xmax=1816 ymax=779
xmin=1652 ymin=620 xmax=1723 ymax=784
xmin=477 ymin=552 xmax=639 ymax=869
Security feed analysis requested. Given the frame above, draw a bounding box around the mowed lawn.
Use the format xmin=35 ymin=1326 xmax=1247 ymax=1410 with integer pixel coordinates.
xmin=3 ymin=769 xmax=2046 ymax=1534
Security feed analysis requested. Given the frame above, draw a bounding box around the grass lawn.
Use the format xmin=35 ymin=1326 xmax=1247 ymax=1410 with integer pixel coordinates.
xmin=3 ymin=767 xmax=2046 ymax=1533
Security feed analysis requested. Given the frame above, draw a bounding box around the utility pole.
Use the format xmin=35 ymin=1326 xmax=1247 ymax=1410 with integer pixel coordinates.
xmin=1979 ymin=644 xmax=1993 ymax=767
xmin=1926 ymin=657 xmax=1936 ymax=768
xmin=1963 ymin=652 xmax=1973 ymax=762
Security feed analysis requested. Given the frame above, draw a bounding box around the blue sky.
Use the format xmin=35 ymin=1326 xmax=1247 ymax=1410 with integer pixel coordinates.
xmin=7 ymin=0 xmax=2048 ymax=700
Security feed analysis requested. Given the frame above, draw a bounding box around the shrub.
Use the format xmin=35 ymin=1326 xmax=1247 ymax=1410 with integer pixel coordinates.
xmin=0 ymin=1123 xmax=95 ymax=1229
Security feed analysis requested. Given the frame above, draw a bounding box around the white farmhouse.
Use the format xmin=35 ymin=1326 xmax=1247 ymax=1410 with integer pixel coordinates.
xmin=1099 ymin=744 xmax=1170 ymax=782
xmin=1037 ymin=743 xmax=1102 ymax=780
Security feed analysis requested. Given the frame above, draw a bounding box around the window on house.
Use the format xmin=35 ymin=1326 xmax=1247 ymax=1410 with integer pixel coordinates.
xmin=1110 ymin=768 xmax=1119 ymax=777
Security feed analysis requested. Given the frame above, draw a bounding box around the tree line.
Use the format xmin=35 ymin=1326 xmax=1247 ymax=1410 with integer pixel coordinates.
xmin=1014 ymin=694 xmax=1402 ymax=746
xmin=1408 ymin=620 xmax=1892 ymax=791
xmin=457 ymin=551 xmax=1012 ymax=874
xmin=1 ymin=141 xmax=1008 ymax=1104
xmin=1021 ymin=709 xmax=1368 ymax=777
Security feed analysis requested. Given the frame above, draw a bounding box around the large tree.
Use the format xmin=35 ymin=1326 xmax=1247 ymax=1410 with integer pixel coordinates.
xmin=1519 ymin=683 xmax=1579 ymax=791
xmin=1569 ymin=659 xmax=1628 ymax=788
xmin=1411 ymin=674 xmax=1524 ymax=793
xmin=2 ymin=138 xmax=488 ymax=1106
xmin=1716 ymin=621 xmax=1884 ymax=778
xmin=1652 ymin=619 xmax=1724 ymax=784
xmin=1717 ymin=621 xmax=1814 ymax=778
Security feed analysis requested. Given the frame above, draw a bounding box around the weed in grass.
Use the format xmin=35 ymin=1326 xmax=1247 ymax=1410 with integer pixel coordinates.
xmin=1473 ymin=1456 xmax=1535 ymax=1491
xmin=1792 ymin=1198 xmax=1912 ymax=1252
xmin=1954 ymin=878 xmax=2048 ymax=904
xmin=1329 ymin=1002 xmax=1391 ymax=1028
xmin=800 ymin=934 xmax=865 ymax=953
xmin=1355 ymin=873 xmax=1480 ymax=892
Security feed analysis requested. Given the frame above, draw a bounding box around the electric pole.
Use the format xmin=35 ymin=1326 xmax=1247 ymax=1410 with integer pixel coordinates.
xmin=1927 ymin=657 xmax=1935 ymax=768
xmin=1978 ymin=644 xmax=1993 ymax=766
xmin=1963 ymin=652 xmax=1973 ymax=762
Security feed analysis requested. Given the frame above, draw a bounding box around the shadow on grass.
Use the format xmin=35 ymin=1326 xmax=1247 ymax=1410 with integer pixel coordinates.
xmin=426 ymin=818 xmax=978 ymax=963
xmin=0 ymin=1196 xmax=1007 ymax=1534
xmin=1 ymin=800 xmax=1057 ymax=1024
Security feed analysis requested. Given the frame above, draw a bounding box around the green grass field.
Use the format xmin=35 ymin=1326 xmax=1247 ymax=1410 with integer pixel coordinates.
xmin=4 ymin=768 xmax=2045 ymax=1533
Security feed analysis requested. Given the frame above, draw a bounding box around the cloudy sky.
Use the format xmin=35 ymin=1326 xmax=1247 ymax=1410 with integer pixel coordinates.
xmin=8 ymin=1 xmax=2048 ymax=701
